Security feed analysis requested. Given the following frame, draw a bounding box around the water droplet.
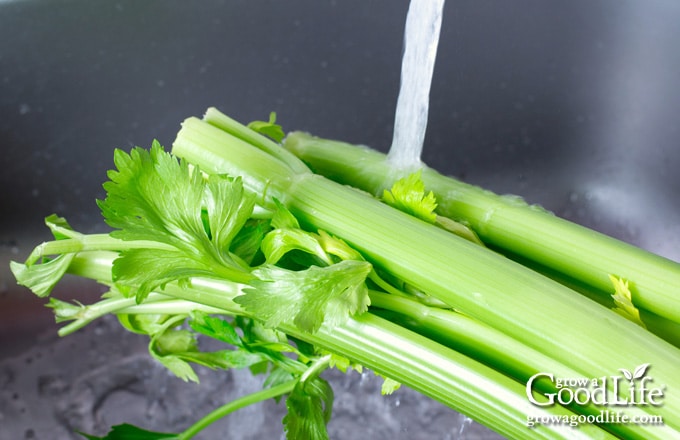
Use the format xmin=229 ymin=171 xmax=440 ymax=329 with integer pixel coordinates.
xmin=358 ymin=370 xmax=372 ymax=387
xmin=19 ymin=103 xmax=30 ymax=115
xmin=457 ymin=414 xmax=473 ymax=437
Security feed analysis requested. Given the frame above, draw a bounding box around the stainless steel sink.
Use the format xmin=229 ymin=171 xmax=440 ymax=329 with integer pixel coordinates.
xmin=2 ymin=1 xmax=680 ymax=439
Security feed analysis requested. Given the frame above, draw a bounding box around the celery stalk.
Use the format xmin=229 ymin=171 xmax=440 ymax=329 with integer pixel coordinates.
xmin=505 ymin=251 xmax=680 ymax=348
xmin=65 ymin=251 xmax=616 ymax=440
xmin=171 ymin=110 xmax=680 ymax=433
xmin=283 ymin=132 xmax=680 ymax=326
xmin=368 ymin=291 xmax=663 ymax=439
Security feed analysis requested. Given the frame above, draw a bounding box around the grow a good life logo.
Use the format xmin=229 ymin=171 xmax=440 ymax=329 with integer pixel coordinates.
xmin=525 ymin=363 xmax=666 ymax=428
xmin=527 ymin=363 xmax=664 ymax=407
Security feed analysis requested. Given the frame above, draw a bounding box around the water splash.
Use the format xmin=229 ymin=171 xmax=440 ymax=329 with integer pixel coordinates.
xmin=388 ymin=0 xmax=446 ymax=171
xmin=457 ymin=414 xmax=474 ymax=438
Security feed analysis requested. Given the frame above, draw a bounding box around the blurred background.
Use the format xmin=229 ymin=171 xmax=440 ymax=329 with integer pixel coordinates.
xmin=2 ymin=0 xmax=680 ymax=438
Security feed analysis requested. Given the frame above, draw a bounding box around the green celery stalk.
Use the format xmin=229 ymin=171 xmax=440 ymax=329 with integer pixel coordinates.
xmin=283 ymin=132 xmax=680 ymax=326
xmin=171 ymin=110 xmax=680 ymax=433
xmin=65 ymin=251 xmax=616 ymax=440
xmin=504 ymin=251 xmax=680 ymax=348
xmin=368 ymin=291 xmax=663 ymax=439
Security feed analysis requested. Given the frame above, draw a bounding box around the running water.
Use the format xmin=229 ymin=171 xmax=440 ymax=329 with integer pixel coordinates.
xmin=387 ymin=0 xmax=446 ymax=170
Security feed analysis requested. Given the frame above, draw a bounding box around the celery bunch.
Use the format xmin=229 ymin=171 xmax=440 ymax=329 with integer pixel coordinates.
xmin=11 ymin=108 xmax=680 ymax=439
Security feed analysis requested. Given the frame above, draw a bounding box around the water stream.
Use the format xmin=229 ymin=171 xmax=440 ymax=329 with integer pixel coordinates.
xmin=387 ymin=0 xmax=446 ymax=171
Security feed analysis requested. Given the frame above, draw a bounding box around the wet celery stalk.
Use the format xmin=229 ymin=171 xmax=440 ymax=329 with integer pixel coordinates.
xmin=171 ymin=108 xmax=680 ymax=437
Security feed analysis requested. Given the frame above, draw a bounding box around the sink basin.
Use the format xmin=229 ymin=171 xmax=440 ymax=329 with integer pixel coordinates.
xmin=2 ymin=1 xmax=680 ymax=439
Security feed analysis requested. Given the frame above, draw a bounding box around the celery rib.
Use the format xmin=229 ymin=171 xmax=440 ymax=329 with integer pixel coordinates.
xmin=283 ymin=132 xmax=680 ymax=325
xmin=172 ymin=111 xmax=680 ymax=435
xmin=67 ymin=252 xmax=612 ymax=440
xmin=369 ymin=291 xmax=663 ymax=439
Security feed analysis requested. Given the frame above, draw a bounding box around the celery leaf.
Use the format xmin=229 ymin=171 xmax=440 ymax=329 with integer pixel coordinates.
xmin=10 ymin=254 xmax=76 ymax=298
xmin=316 ymin=230 xmax=364 ymax=262
xmin=236 ymin=260 xmax=372 ymax=333
xmin=118 ymin=312 xmax=170 ymax=336
xmin=111 ymin=248 xmax=248 ymax=301
xmin=382 ymin=170 xmax=437 ymax=223
xmin=271 ymin=199 xmax=301 ymax=229
xmin=189 ymin=313 xmax=301 ymax=378
xmin=283 ymin=377 xmax=333 ymax=440
xmin=230 ymin=218 xmax=270 ymax=265
xmin=150 ymin=327 xmax=266 ymax=382
xmin=261 ymin=228 xmax=329 ymax=266
xmin=435 ymin=215 xmax=485 ymax=245
xmin=98 ymin=142 xmax=255 ymax=301
xmin=380 ymin=376 xmax=402 ymax=395
xmin=189 ymin=311 xmax=241 ymax=345
xmin=150 ymin=329 xmax=201 ymax=382
xmin=323 ymin=351 xmax=363 ymax=374
xmin=247 ymin=111 xmax=286 ymax=143
xmin=46 ymin=298 xmax=85 ymax=323
xmin=10 ymin=215 xmax=80 ymax=297
xmin=44 ymin=214 xmax=79 ymax=241
xmin=77 ymin=423 xmax=178 ymax=439
xmin=609 ymin=275 xmax=646 ymax=328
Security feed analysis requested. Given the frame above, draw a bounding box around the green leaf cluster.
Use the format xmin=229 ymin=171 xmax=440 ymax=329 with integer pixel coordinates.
xmin=241 ymin=260 xmax=372 ymax=333
xmin=382 ymin=171 xmax=484 ymax=245
xmin=9 ymin=139 xmax=389 ymax=439
xmin=382 ymin=170 xmax=437 ymax=224
xmin=232 ymin=200 xmax=373 ymax=333
xmin=609 ymin=275 xmax=646 ymax=328
xmin=99 ymin=141 xmax=257 ymax=301
xmin=10 ymin=215 xmax=79 ymax=297
xmin=284 ymin=377 xmax=334 ymax=440
xmin=247 ymin=111 xmax=286 ymax=143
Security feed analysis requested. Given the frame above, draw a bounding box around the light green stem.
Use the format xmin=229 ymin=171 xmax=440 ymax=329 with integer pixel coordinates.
xmin=299 ymin=354 xmax=332 ymax=385
xmin=368 ymin=290 xmax=658 ymax=439
xmin=179 ymin=379 xmax=297 ymax=440
xmin=203 ymin=107 xmax=309 ymax=174
xmin=284 ymin=131 xmax=680 ymax=325
xmin=117 ymin=299 xmax=226 ymax=316
xmin=27 ymin=234 xmax=172 ymax=265
xmin=57 ymin=293 xmax=166 ymax=336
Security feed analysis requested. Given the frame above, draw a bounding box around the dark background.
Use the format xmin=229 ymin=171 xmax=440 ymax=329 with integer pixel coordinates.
xmin=1 ymin=0 xmax=680 ymax=438
xmin=3 ymin=1 xmax=680 ymax=251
